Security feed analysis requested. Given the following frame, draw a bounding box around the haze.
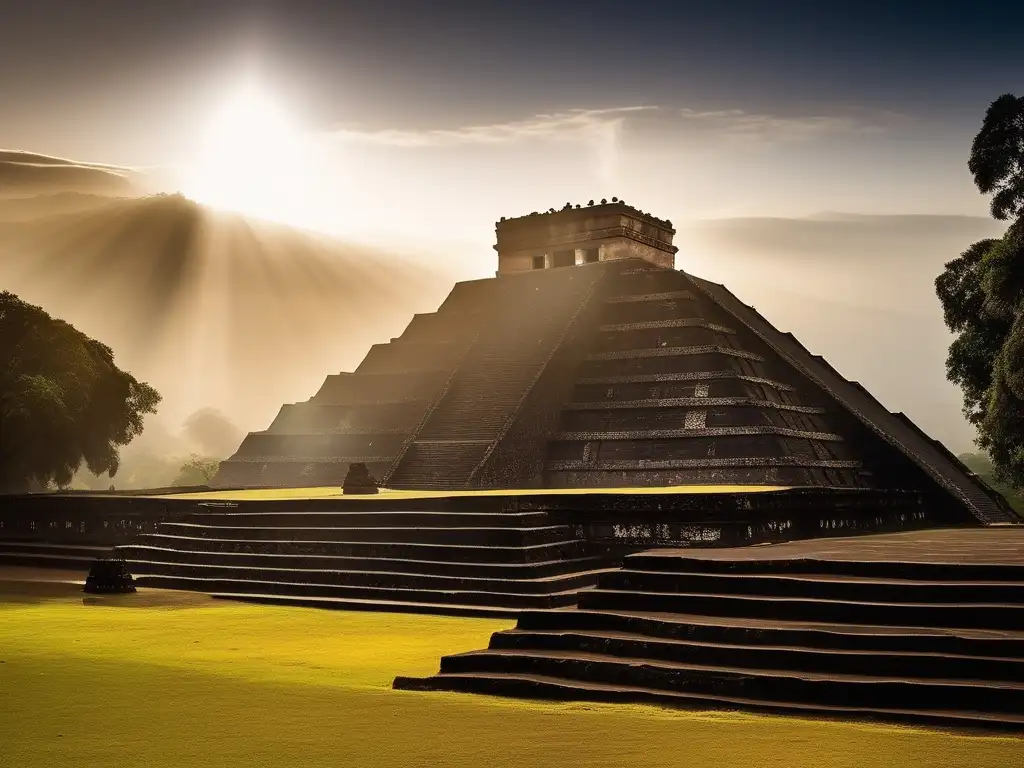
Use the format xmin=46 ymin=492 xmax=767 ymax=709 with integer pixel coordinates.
xmin=2 ymin=0 xmax=1020 ymax=457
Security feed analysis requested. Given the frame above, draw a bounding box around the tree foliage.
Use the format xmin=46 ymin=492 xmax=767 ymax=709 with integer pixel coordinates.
xmin=0 ymin=291 xmax=160 ymax=491
xmin=172 ymin=454 xmax=220 ymax=487
xmin=938 ymin=94 xmax=1024 ymax=487
xmin=968 ymin=94 xmax=1024 ymax=221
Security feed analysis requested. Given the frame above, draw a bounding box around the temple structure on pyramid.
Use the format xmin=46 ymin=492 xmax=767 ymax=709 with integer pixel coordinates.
xmin=212 ymin=200 xmax=1012 ymax=525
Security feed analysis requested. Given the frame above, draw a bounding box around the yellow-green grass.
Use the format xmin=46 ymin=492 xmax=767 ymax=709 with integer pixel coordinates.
xmin=1 ymin=589 xmax=1020 ymax=768
xmin=152 ymin=484 xmax=792 ymax=502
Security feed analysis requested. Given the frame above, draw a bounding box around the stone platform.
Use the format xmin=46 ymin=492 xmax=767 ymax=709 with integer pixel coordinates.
xmin=0 ymin=484 xmax=951 ymax=615
xmin=395 ymin=527 xmax=1024 ymax=731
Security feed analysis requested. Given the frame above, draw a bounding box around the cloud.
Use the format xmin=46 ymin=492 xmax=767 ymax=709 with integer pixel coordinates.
xmin=332 ymin=106 xmax=656 ymax=148
xmin=677 ymin=107 xmax=899 ymax=144
xmin=331 ymin=106 xmax=656 ymax=186
xmin=0 ymin=149 xmax=141 ymax=197
xmin=682 ymin=213 xmax=1005 ymax=263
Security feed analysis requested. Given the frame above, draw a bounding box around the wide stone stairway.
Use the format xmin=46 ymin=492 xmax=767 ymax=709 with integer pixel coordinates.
xmin=395 ymin=529 xmax=1024 ymax=730
xmin=116 ymin=501 xmax=612 ymax=616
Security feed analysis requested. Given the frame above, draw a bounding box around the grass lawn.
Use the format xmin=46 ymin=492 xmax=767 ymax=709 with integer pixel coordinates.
xmin=1 ymin=587 xmax=1021 ymax=768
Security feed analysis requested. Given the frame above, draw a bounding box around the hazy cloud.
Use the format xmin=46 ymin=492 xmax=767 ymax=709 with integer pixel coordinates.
xmin=332 ymin=106 xmax=657 ymax=185
xmin=677 ymin=107 xmax=899 ymax=144
xmin=332 ymin=107 xmax=655 ymax=148
xmin=682 ymin=213 xmax=1005 ymax=263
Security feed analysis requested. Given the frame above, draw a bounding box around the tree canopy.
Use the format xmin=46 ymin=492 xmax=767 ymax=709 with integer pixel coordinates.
xmin=0 ymin=291 xmax=160 ymax=492
xmin=172 ymin=454 xmax=220 ymax=487
xmin=937 ymin=94 xmax=1024 ymax=487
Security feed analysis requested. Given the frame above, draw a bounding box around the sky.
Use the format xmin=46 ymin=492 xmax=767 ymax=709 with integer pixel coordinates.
xmin=1 ymin=0 xmax=1021 ymax=451
xmin=3 ymin=0 xmax=1022 ymax=240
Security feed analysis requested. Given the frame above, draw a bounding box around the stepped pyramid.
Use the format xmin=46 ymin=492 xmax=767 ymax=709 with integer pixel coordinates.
xmin=213 ymin=201 xmax=1014 ymax=525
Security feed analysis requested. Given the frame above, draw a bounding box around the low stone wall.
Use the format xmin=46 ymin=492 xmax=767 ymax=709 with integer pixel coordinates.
xmin=523 ymin=487 xmax=964 ymax=551
xmin=0 ymin=494 xmax=193 ymax=547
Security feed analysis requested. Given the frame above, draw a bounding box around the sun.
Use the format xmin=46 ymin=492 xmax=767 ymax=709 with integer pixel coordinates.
xmin=182 ymin=84 xmax=329 ymax=228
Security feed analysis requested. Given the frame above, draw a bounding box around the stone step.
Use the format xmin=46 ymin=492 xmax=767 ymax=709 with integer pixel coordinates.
xmin=133 ymin=533 xmax=588 ymax=563
xmin=157 ymin=521 xmax=574 ymax=546
xmin=131 ymin=573 xmax=586 ymax=610
xmin=387 ymin=441 xmax=490 ymax=489
xmin=578 ymin=588 xmax=1024 ymax=631
xmin=392 ymin=671 xmax=1024 ymax=731
xmin=598 ymin=569 xmax=1024 ymax=604
xmin=430 ymin=649 xmax=1024 ymax=714
xmin=182 ymin=509 xmax=553 ymax=529
xmin=513 ymin=609 xmax=1024 ymax=658
xmin=118 ymin=544 xmax=604 ymax=579
xmin=486 ymin=628 xmax=1024 ymax=681
xmin=625 ymin=553 xmax=1024 ymax=583
xmin=125 ymin=558 xmax=608 ymax=595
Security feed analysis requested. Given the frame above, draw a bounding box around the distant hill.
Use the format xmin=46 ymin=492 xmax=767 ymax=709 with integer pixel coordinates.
xmin=0 ymin=150 xmax=139 ymax=197
xmin=0 ymin=192 xmax=455 ymax=434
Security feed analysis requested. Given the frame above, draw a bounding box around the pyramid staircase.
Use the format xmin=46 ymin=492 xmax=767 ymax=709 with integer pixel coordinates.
xmin=116 ymin=502 xmax=613 ymax=615
xmin=386 ymin=265 xmax=604 ymax=490
xmin=396 ymin=540 xmax=1024 ymax=730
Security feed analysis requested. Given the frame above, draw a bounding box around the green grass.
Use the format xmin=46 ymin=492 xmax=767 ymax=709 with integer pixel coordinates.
xmin=1 ymin=589 xmax=1021 ymax=768
xmin=154 ymin=484 xmax=793 ymax=502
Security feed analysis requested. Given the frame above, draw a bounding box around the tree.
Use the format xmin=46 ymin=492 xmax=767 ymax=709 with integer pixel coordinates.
xmin=968 ymin=94 xmax=1024 ymax=221
xmin=936 ymin=94 xmax=1024 ymax=487
xmin=0 ymin=292 xmax=160 ymax=492
xmin=172 ymin=454 xmax=220 ymax=487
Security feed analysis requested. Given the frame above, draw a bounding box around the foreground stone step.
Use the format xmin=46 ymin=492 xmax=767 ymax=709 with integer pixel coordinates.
xmin=133 ymin=533 xmax=588 ymax=562
xmin=579 ymin=588 xmax=1024 ymax=631
xmin=599 ymin=569 xmax=1024 ymax=604
xmin=513 ymin=609 xmax=1024 ymax=658
xmin=431 ymin=649 xmax=1024 ymax=714
xmin=118 ymin=544 xmax=604 ymax=579
xmin=132 ymin=573 xmax=586 ymax=609
xmin=392 ymin=671 xmax=1024 ymax=731
xmin=125 ymin=558 xmax=609 ymax=595
xmin=486 ymin=628 xmax=1024 ymax=681
xmin=158 ymin=521 xmax=573 ymax=546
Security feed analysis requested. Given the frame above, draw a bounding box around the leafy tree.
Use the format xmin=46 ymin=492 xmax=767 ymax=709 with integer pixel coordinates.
xmin=172 ymin=454 xmax=220 ymax=487
xmin=968 ymin=94 xmax=1024 ymax=221
xmin=0 ymin=291 xmax=159 ymax=491
xmin=937 ymin=94 xmax=1024 ymax=487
